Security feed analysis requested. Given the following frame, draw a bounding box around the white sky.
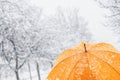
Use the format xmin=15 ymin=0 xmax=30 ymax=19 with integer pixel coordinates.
xmin=29 ymin=0 xmax=119 ymax=49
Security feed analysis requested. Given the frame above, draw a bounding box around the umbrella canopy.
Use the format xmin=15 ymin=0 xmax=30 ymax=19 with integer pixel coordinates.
xmin=47 ymin=42 xmax=120 ymax=80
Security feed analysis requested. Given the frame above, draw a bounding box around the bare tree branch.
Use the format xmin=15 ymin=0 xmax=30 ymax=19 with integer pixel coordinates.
xmin=1 ymin=40 xmax=15 ymax=71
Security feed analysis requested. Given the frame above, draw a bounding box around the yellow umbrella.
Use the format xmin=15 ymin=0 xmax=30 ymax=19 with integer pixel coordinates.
xmin=47 ymin=42 xmax=120 ymax=80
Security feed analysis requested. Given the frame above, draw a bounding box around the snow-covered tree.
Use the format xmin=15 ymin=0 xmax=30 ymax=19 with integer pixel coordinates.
xmin=0 ymin=0 xmax=93 ymax=79
xmin=95 ymin=0 xmax=120 ymax=41
xmin=0 ymin=0 xmax=42 ymax=80
xmin=42 ymin=8 xmax=92 ymax=55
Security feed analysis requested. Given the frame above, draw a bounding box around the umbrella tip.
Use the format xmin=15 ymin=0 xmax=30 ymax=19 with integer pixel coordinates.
xmin=84 ymin=43 xmax=87 ymax=52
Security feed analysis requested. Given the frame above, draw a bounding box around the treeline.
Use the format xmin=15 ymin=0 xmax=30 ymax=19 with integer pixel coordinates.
xmin=0 ymin=0 xmax=92 ymax=80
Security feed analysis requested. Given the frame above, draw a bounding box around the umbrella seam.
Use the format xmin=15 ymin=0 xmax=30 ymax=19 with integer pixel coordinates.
xmin=47 ymin=54 xmax=80 ymax=79
xmin=88 ymin=52 xmax=120 ymax=76
xmin=67 ymin=56 xmax=82 ymax=80
xmin=90 ymin=50 xmax=119 ymax=54
xmin=86 ymin=52 xmax=97 ymax=80
xmin=53 ymin=53 xmax=80 ymax=67
xmin=89 ymin=50 xmax=120 ymax=73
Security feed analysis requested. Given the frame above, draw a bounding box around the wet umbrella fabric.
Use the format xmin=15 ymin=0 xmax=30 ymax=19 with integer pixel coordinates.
xmin=47 ymin=42 xmax=120 ymax=80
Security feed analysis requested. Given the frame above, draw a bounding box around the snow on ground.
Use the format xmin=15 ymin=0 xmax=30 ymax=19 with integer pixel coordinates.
xmin=0 ymin=56 xmax=53 ymax=80
xmin=0 ymin=64 xmax=51 ymax=80
xmin=41 ymin=68 xmax=51 ymax=80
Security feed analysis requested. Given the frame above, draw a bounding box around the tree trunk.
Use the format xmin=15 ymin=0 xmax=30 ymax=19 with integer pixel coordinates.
xmin=28 ymin=62 xmax=32 ymax=80
xmin=36 ymin=62 xmax=41 ymax=80
xmin=50 ymin=62 xmax=53 ymax=68
xmin=15 ymin=70 xmax=20 ymax=80
xmin=15 ymin=52 xmax=20 ymax=80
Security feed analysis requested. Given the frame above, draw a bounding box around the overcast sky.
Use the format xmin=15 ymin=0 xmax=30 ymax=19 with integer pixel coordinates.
xmin=28 ymin=0 xmax=119 ymax=49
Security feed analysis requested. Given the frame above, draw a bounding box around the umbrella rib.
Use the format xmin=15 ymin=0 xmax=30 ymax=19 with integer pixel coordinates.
xmin=54 ymin=53 xmax=79 ymax=67
xmin=64 ymin=54 xmax=79 ymax=79
xmin=91 ymin=50 xmax=119 ymax=54
xmin=48 ymin=54 xmax=80 ymax=79
xmin=67 ymin=53 xmax=95 ymax=80
xmin=67 ymin=59 xmax=82 ymax=80
xmin=88 ymin=52 xmax=120 ymax=76
xmin=86 ymin=52 xmax=96 ymax=79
